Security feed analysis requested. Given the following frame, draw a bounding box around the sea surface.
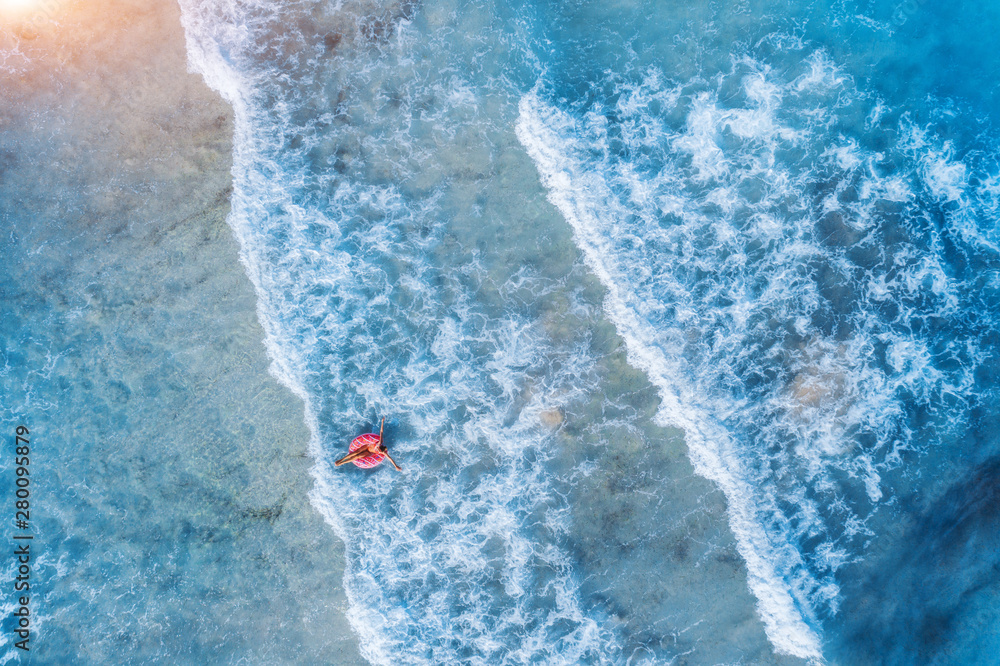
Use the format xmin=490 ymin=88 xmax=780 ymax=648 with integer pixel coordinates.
xmin=6 ymin=0 xmax=1000 ymax=663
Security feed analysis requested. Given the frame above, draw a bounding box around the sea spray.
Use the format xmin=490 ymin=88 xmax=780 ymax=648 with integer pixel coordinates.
xmin=517 ymin=49 xmax=992 ymax=658
xmin=177 ymin=0 xmax=621 ymax=662
xmin=176 ymin=0 xmax=1000 ymax=661
xmin=517 ymin=88 xmax=824 ymax=660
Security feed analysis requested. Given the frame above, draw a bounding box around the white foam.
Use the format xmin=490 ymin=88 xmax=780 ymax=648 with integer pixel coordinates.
xmin=923 ymin=150 xmax=968 ymax=202
xmin=516 ymin=90 xmax=824 ymax=660
xmin=177 ymin=0 xmax=995 ymax=660
xmin=516 ymin=49 xmax=992 ymax=662
xmin=0 ymin=31 xmax=31 ymax=75
xmin=177 ymin=2 xmax=619 ymax=663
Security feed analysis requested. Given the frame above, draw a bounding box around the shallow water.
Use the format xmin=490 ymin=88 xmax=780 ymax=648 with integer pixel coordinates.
xmin=4 ymin=0 xmax=1000 ymax=662
xmin=0 ymin=1 xmax=362 ymax=663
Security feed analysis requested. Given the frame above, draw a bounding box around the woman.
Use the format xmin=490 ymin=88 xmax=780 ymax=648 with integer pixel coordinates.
xmin=335 ymin=418 xmax=402 ymax=471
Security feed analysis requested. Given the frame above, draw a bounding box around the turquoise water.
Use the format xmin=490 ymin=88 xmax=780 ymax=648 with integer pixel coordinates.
xmin=0 ymin=63 xmax=364 ymax=662
xmin=177 ymin=0 xmax=1000 ymax=662
xmin=6 ymin=0 xmax=1000 ymax=662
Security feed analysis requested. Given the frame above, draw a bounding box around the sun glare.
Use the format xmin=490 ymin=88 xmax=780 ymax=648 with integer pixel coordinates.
xmin=0 ymin=0 xmax=41 ymax=17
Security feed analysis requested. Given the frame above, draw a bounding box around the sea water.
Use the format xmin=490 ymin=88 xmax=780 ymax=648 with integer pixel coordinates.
xmin=177 ymin=0 xmax=1000 ymax=663
xmin=4 ymin=0 xmax=999 ymax=662
xmin=0 ymin=2 xmax=364 ymax=663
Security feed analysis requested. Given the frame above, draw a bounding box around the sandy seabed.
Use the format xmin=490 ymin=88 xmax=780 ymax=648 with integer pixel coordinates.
xmin=0 ymin=0 xmax=364 ymax=662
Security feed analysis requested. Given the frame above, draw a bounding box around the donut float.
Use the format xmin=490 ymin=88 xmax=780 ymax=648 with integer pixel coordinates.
xmin=347 ymin=432 xmax=386 ymax=468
